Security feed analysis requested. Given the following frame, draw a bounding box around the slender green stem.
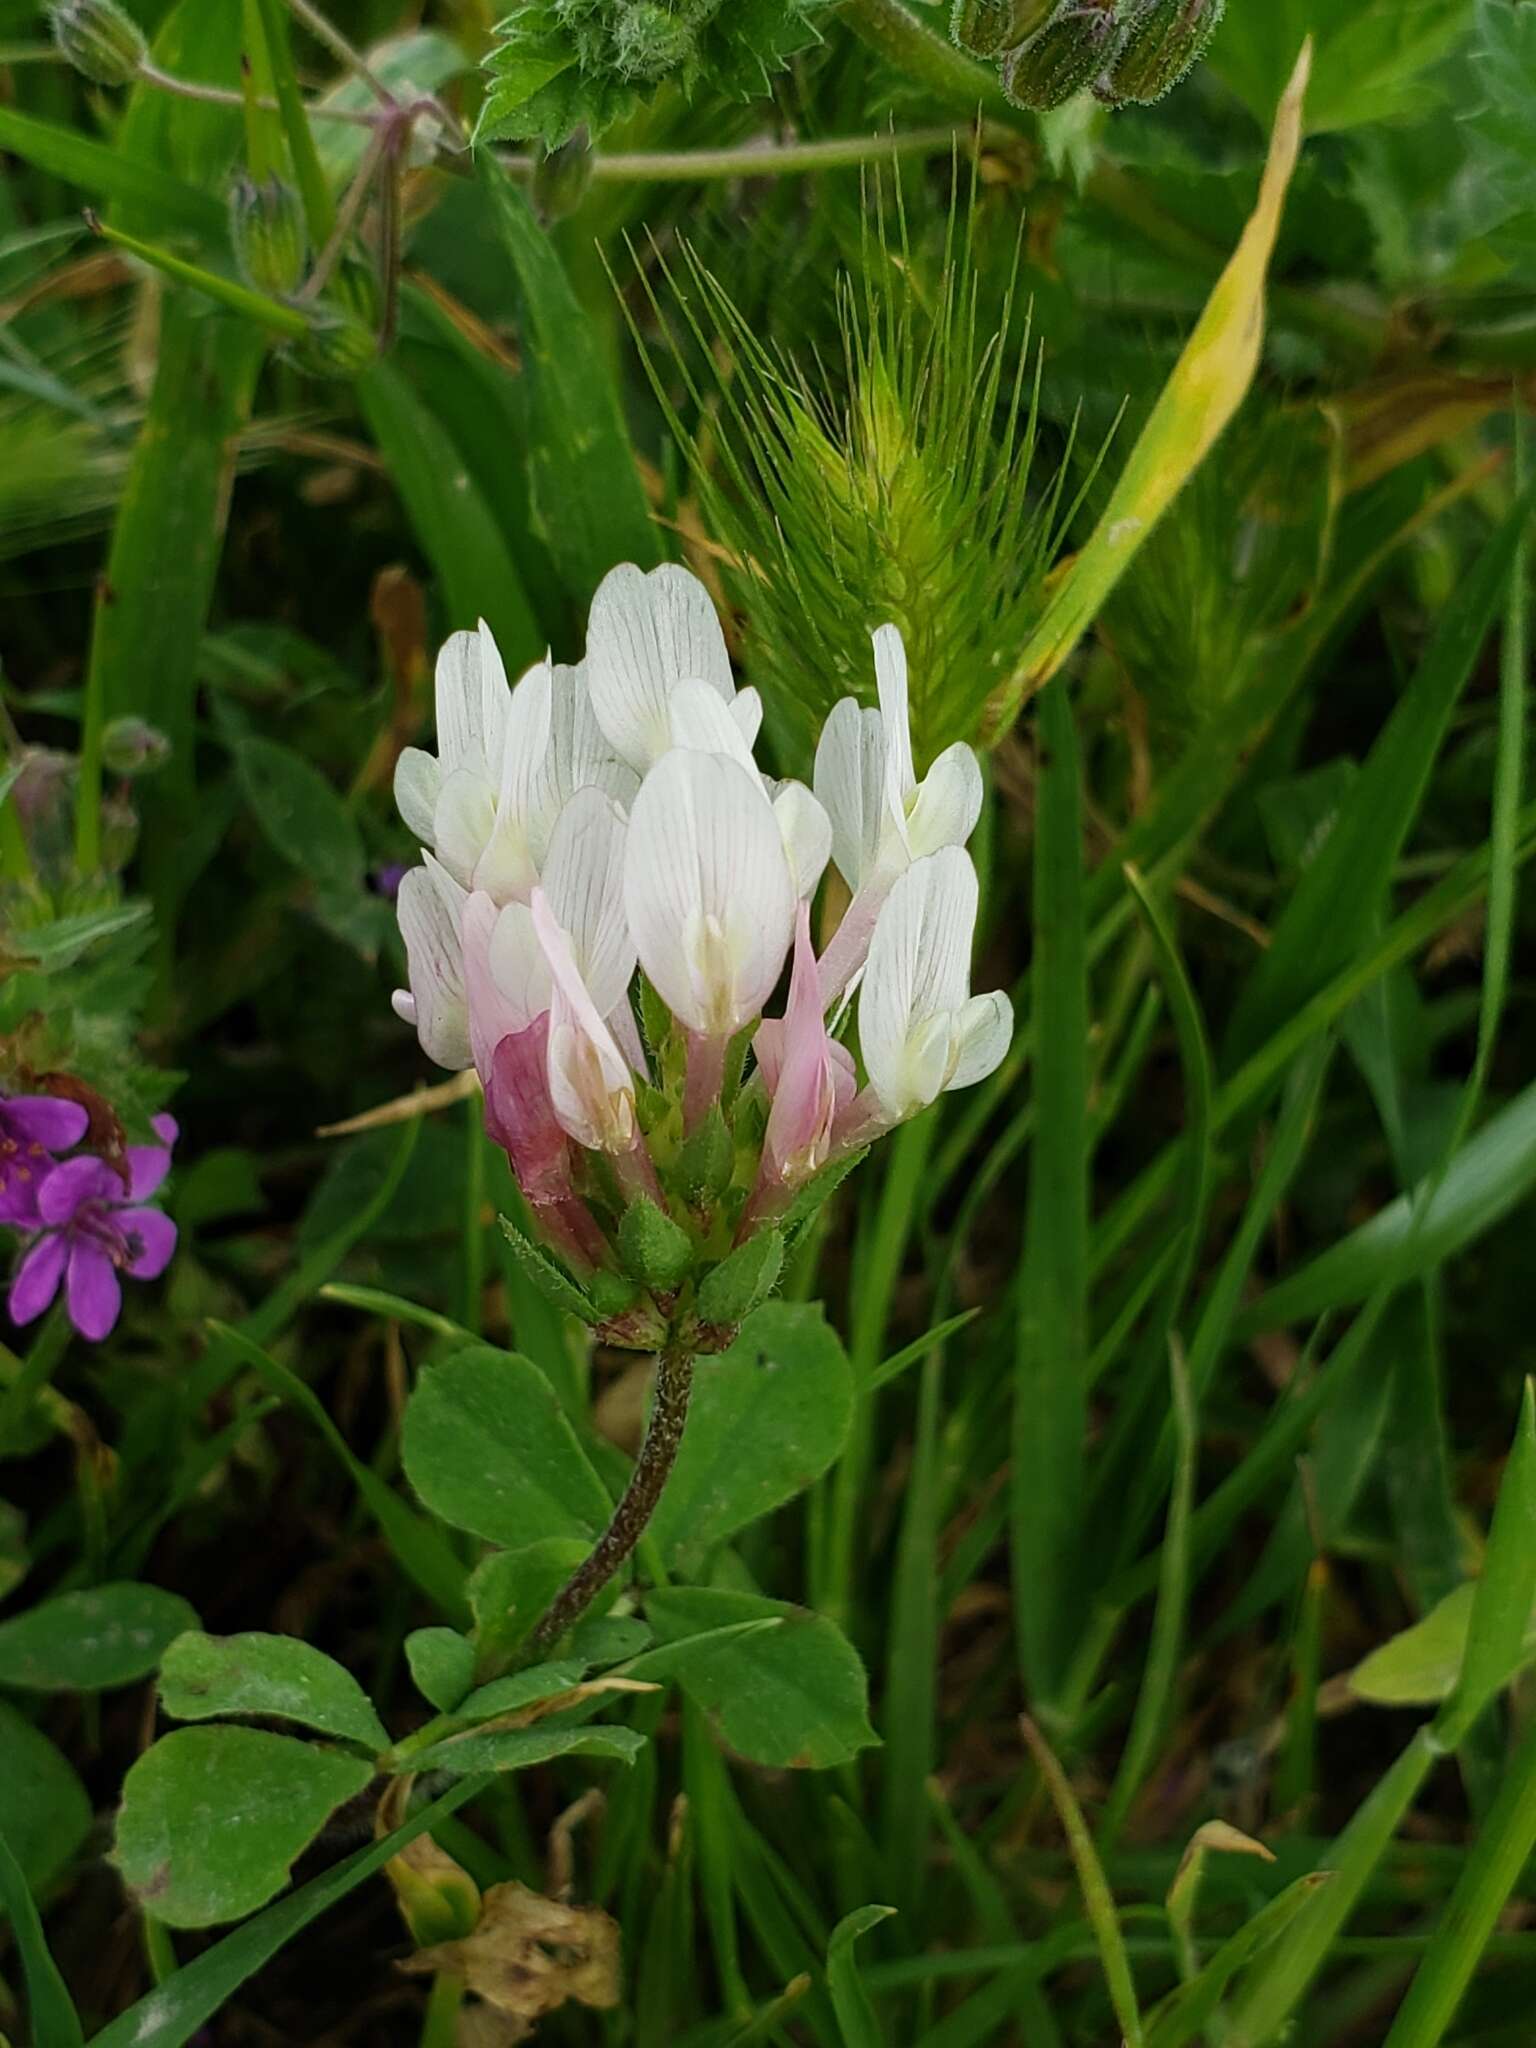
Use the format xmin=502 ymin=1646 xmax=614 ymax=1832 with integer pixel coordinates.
xmin=294 ymin=129 xmax=385 ymax=305
xmin=142 ymin=1915 xmax=177 ymax=1988
xmin=86 ymin=215 xmax=310 ymax=338
xmin=0 ymin=745 xmax=33 ymax=885
xmin=420 ymin=1971 xmax=465 ymax=2048
xmin=527 ymin=1329 xmax=696 ymax=1653
xmin=254 ymin=0 xmax=337 ymax=246
xmin=137 ymin=58 xmax=375 ymax=123
xmin=462 ymin=1096 xmax=485 ymax=1333
xmin=499 ymin=124 xmax=995 ymax=183
xmin=285 ymin=0 xmax=396 ymax=105
xmin=839 ymin=0 xmax=1015 ymax=116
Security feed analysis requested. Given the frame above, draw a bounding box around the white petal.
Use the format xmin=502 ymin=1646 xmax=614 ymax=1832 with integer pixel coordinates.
xmin=587 ymin=562 xmax=734 ymax=774
xmin=625 ymin=750 xmax=795 ymax=1037
xmin=533 ymin=889 xmax=635 ymax=1153
xmin=472 ymin=660 xmax=554 ymax=903
xmin=391 ymin=989 xmax=418 ymax=1027
xmin=542 ymin=785 xmax=635 ymax=1016
xmin=432 ymin=767 xmax=498 ymax=890
xmin=434 ymin=622 xmax=510 ymax=782
xmin=814 ymin=697 xmax=887 ymax=892
xmin=731 ymin=686 xmax=764 ymax=753
xmin=669 ymin=678 xmax=757 ymax=771
xmin=525 ymin=660 xmax=639 ymax=865
xmin=873 ymin=623 xmax=916 ymax=827
xmin=393 ymin=747 xmax=441 ymax=844
xmin=907 ymin=743 xmax=984 ymax=860
xmin=773 ymin=780 xmax=832 ymax=900
xmin=486 ymin=899 xmax=552 ymax=1028
xmin=395 ymin=859 xmax=470 ymax=1070
xmin=859 ymin=849 xmax=978 ymax=1119
xmin=462 ymin=890 xmax=528 ymax=1078
xmin=948 ymin=989 xmax=1014 ymax=1092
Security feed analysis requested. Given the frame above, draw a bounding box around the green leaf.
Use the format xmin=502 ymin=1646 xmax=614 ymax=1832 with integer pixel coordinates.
xmin=650 ymin=1303 xmax=854 ymax=1572
xmin=826 ymin=1905 xmax=896 ymax=2048
xmin=402 ymin=1346 xmax=613 ymax=1550
xmin=356 ymin=358 xmax=543 ymax=671
xmin=1226 ymin=492 xmax=1533 ymax=1068
xmin=0 ymin=1704 xmax=91 ymax=1893
xmin=638 ymin=1588 xmax=878 ymax=1770
xmin=1238 ymin=1074 xmax=1536 ymax=1332
xmin=1145 ymin=1875 xmax=1328 ymax=2048
xmin=233 ymin=734 xmax=366 ymax=898
xmin=91 ymin=1775 xmax=489 ymax=2048
xmin=468 ymin=1537 xmax=591 ymax=1666
xmin=696 ymin=1230 xmax=784 ymax=1328
xmin=0 ymin=1583 xmax=197 ymax=1692
xmin=405 ymin=1628 xmax=477 ymax=1712
xmin=1014 ymin=678 xmax=1089 ymax=1706
xmin=1211 ymin=0 xmax=1471 ymax=132
xmin=0 ymin=1821 xmax=83 ymax=2047
xmin=0 ymin=108 xmax=224 ymax=239
xmin=406 ymin=1723 xmax=646 ymax=1775
xmin=456 ymin=1657 xmax=587 ymax=1721
xmin=114 ymin=1726 xmax=375 ymax=1928
xmin=479 ymin=156 xmax=657 ymax=595
xmin=1348 ymin=1585 xmax=1490 ymax=1708
xmin=8 ymin=902 xmax=152 ymax=970
xmin=158 ymin=1632 xmax=389 ymax=1751
xmin=498 ymin=1212 xmax=601 ymax=1325
xmin=1438 ymin=1381 xmax=1536 ymax=1744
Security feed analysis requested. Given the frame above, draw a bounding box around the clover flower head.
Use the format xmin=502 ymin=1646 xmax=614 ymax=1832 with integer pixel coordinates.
xmin=390 ymin=564 xmax=1012 ymax=1345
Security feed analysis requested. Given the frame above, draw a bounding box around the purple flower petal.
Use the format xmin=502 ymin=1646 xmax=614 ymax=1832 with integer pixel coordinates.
xmin=117 ymin=1207 xmax=177 ymax=1280
xmin=151 ymin=1113 xmax=179 ymax=1149
xmin=10 ymin=1232 xmax=67 ymax=1327
xmin=37 ymin=1154 xmax=116 ymax=1225
xmin=2 ymin=1096 xmax=90 ymax=1152
xmin=126 ymin=1145 xmax=172 ymax=1203
xmin=65 ymin=1240 xmax=120 ymax=1342
xmin=0 ymin=1167 xmax=45 ymax=1229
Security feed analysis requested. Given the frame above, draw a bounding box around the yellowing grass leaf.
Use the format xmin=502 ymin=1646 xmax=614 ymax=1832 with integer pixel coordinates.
xmin=990 ymin=40 xmax=1312 ymax=729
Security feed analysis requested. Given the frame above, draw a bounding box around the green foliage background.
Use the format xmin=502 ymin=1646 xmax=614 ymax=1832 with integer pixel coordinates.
xmin=2 ymin=1 xmax=1536 ymax=2044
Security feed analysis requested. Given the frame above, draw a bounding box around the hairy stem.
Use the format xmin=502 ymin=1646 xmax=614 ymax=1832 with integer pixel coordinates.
xmin=498 ymin=124 xmax=999 ymax=183
xmin=528 ymin=1331 xmax=695 ymax=1652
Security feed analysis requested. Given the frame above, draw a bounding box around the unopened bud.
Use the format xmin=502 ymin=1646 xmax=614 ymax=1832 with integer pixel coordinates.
xmin=617 ymin=1197 xmax=694 ymax=1294
xmin=950 ymin=0 xmax=1057 ymax=59
xmin=48 ymin=0 xmax=146 ymax=87
xmin=101 ymin=716 xmax=170 ymax=778
xmin=531 ymin=127 xmax=595 ymax=225
xmin=678 ymin=1105 xmax=733 ymax=1204
xmin=295 ymin=311 xmax=377 ymax=382
xmin=1103 ymin=0 xmax=1225 ymax=105
xmin=386 ymin=1835 xmax=481 ymax=1949
xmin=229 ymin=174 xmax=307 ymax=299
xmin=1002 ymin=1 xmax=1128 ymax=110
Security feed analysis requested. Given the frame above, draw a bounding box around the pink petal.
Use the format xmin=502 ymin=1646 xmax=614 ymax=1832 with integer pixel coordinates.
xmin=38 ymin=1154 xmax=115 ymax=1224
xmin=151 ymin=1114 xmax=179 ymax=1148
xmin=66 ymin=1240 xmax=120 ymax=1342
xmin=487 ymin=1018 xmax=571 ymax=1205
xmin=9 ymin=1232 xmax=67 ymax=1326
xmin=4 ymin=1097 xmax=89 ymax=1152
xmin=126 ymin=1144 xmax=172 ymax=1202
xmin=118 ymin=1207 xmax=177 ymax=1279
xmin=763 ymin=901 xmax=844 ymax=1185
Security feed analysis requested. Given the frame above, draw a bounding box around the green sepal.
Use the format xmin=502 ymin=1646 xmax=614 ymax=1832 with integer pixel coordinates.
xmin=779 ymin=1148 xmax=869 ymax=1249
xmin=1103 ymin=0 xmax=1225 ymax=105
xmin=498 ymin=1213 xmax=600 ymax=1325
xmin=951 ymin=0 xmax=1057 ymax=59
xmin=587 ymin=1267 xmax=641 ymax=1318
xmin=1002 ymin=5 xmax=1129 ymax=109
xmin=697 ymin=1229 xmax=784 ymax=1328
xmin=617 ymin=1198 xmax=695 ymax=1293
xmin=678 ymin=1105 xmax=734 ymax=1203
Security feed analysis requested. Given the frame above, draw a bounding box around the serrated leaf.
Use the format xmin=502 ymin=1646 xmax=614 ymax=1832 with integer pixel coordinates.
xmin=158 ymin=1632 xmax=388 ymax=1751
xmin=0 ymin=1583 xmax=197 ymax=1693
xmin=114 ymin=1727 xmax=375 ymax=1928
xmin=402 ymin=1347 xmax=613 ymax=1550
xmin=636 ymin=1588 xmax=877 ymax=1770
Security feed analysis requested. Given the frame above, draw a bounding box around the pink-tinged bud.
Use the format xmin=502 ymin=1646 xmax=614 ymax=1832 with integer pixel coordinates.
xmin=751 ymin=903 xmax=856 ymax=1215
xmin=486 ymin=1019 xmax=576 ymax=1210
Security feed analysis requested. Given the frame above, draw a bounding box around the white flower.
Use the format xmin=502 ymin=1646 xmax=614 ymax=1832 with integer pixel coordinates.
xmin=858 ymin=847 xmax=1012 ymax=1124
xmin=392 ymin=853 xmax=472 ymax=1070
xmin=394 ymin=623 xmax=634 ymax=905
xmin=586 ymin=562 xmax=759 ymax=776
xmin=624 ymin=748 xmax=796 ymax=1040
xmin=815 ymin=623 xmax=983 ymax=894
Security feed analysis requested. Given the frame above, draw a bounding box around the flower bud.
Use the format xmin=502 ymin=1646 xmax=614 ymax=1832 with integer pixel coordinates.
xmin=950 ymin=0 xmax=1057 ymax=59
xmin=678 ymin=1105 xmax=733 ymax=1204
xmin=229 ymin=174 xmax=308 ymax=299
xmin=1002 ymin=1 xmax=1128 ymax=110
xmin=295 ymin=311 xmax=377 ymax=382
xmin=386 ymin=1835 xmax=482 ymax=1949
xmin=531 ymin=127 xmax=595 ymax=224
xmin=48 ymin=0 xmax=146 ymax=87
xmin=101 ymin=716 xmax=170 ymax=779
xmin=617 ymin=1197 xmax=694 ymax=1294
xmin=1103 ymin=0 xmax=1225 ymax=105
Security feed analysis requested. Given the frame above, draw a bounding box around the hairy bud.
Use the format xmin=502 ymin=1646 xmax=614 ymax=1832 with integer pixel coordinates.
xmin=617 ymin=1197 xmax=694 ymax=1293
xmin=1103 ymin=0 xmax=1225 ymax=104
xmin=950 ymin=0 xmax=1057 ymax=59
xmin=1002 ymin=1 xmax=1128 ymax=110
xmin=48 ymin=0 xmax=146 ymax=87
xmin=101 ymin=717 xmax=171 ymax=779
xmin=296 ymin=312 xmax=377 ymax=382
xmin=229 ymin=174 xmax=308 ymax=299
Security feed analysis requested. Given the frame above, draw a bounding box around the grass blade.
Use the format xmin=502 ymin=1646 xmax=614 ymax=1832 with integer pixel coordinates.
xmin=0 ymin=1820 xmax=84 ymax=2048
xmin=826 ymin=1905 xmax=897 ymax=2048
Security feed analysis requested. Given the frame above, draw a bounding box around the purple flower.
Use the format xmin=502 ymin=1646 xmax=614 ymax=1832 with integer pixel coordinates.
xmin=9 ymin=1115 xmax=178 ymax=1342
xmin=0 ymin=1094 xmax=90 ymax=1227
